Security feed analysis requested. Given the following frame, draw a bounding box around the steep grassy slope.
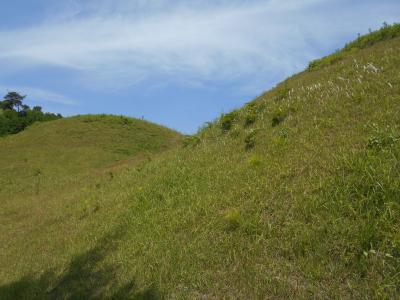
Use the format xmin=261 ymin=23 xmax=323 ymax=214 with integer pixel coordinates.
xmin=1 ymin=31 xmax=400 ymax=299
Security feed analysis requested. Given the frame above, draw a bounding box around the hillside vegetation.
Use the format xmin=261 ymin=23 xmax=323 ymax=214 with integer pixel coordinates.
xmin=0 ymin=91 xmax=62 ymax=137
xmin=0 ymin=114 xmax=181 ymax=197
xmin=1 ymin=26 xmax=400 ymax=299
xmin=0 ymin=115 xmax=182 ymax=299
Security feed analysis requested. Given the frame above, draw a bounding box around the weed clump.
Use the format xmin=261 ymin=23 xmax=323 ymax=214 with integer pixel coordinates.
xmin=223 ymin=208 xmax=242 ymax=231
xmin=271 ymin=104 xmax=296 ymax=128
xmin=279 ymin=128 xmax=289 ymax=138
xmin=34 ymin=169 xmax=42 ymax=195
xmin=247 ymin=154 xmax=263 ymax=168
xmin=183 ymin=136 xmax=201 ymax=148
xmin=244 ymin=100 xmax=268 ymax=121
xmin=366 ymin=124 xmax=399 ymax=150
xmin=367 ymin=134 xmax=398 ymax=150
xmin=244 ymin=129 xmax=258 ymax=150
xmin=272 ymin=114 xmax=285 ymax=127
xmin=121 ymin=117 xmax=131 ymax=125
xmin=308 ymin=51 xmax=343 ymax=71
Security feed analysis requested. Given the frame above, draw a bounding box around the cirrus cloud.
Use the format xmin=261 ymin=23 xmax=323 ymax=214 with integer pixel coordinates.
xmin=0 ymin=0 xmax=399 ymax=90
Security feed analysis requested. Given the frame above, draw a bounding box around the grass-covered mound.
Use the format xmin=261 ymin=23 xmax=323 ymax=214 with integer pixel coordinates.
xmin=1 ymin=27 xmax=400 ymax=299
xmin=0 ymin=114 xmax=181 ymax=196
xmin=0 ymin=115 xmax=182 ymax=292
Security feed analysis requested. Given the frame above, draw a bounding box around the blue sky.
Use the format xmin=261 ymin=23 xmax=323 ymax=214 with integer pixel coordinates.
xmin=0 ymin=0 xmax=399 ymax=133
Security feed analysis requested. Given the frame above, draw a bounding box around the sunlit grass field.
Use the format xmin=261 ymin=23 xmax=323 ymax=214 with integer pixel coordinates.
xmin=1 ymin=29 xmax=400 ymax=299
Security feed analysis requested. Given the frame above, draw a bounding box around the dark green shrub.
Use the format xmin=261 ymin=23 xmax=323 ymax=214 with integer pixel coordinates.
xmin=244 ymin=129 xmax=258 ymax=150
xmin=120 ymin=117 xmax=131 ymax=125
xmin=271 ymin=105 xmax=296 ymax=128
xmin=244 ymin=113 xmax=257 ymax=127
xmin=272 ymin=114 xmax=285 ymax=127
xmin=183 ymin=136 xmax=201 ymax=147
xmin=308 ymin=60 xmax=318 ymax=71
xmin=220 ymin=110 xmax=239 ymax=132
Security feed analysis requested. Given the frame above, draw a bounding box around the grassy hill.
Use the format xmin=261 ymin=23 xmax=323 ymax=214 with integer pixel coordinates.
xmin=1 ymin=26 xmax=400 ymax=299
xmin=0 ymin=114 xmax=181 ymax=193
xmin=0 ymin=114 xmax=182 ymax=299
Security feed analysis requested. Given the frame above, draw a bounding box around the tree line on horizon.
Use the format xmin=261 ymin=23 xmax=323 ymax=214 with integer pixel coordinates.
xmin=0 ymin=91 xmax=62 ymax=137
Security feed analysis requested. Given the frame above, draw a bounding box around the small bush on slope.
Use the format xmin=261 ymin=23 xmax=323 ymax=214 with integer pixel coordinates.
xmin=220 ymin=110 xmax=240 ymax=132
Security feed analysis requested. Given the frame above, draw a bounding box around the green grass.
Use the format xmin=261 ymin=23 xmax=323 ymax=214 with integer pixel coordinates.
xmin=0 ymin=114 xmax=182 ymax=299
xmin=0 ymin=114 xmax=181 ymax=194
xmin=308 ymin=22 xmax=400 ymax=71
xmin=1 ymin=29 xmax=400 ymax=299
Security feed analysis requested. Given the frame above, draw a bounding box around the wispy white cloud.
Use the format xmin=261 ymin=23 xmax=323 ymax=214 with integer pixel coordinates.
xmin=0 ymin=85 xmax=76 ymax=106
xmin=0 ymin=0 xmax=399 ymax=90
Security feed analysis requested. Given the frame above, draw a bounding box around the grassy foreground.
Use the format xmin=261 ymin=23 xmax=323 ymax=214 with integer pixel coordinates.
xmin=1 ymin=30 xmax=400 ymax=298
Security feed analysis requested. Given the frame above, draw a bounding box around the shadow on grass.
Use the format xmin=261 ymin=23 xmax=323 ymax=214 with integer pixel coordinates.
xmin=0 ymin=230 xmax=160 ymax=300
